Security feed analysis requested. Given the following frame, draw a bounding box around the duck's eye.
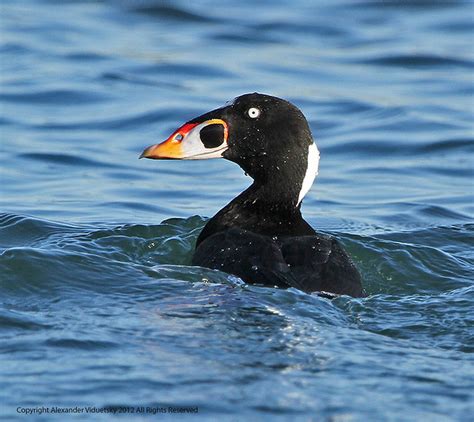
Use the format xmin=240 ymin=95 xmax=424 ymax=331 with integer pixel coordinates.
xmin=247 ymin=107 xmax=261 ymax=119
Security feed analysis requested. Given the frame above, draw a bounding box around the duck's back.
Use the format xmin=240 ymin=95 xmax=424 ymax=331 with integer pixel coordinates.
xmin=192 ymin=227 xmax=364 ymax=297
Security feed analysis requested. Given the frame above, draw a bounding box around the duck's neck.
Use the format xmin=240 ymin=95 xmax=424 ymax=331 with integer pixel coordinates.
xmin=196 ymin=177 xmax=314 ymax=246
xmin=237 ymin=177 xmax=301 ymax=214
xmin=196 ymin=143 xmax=320 ymax=246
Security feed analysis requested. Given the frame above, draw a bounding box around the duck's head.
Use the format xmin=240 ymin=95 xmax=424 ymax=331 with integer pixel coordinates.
xmin=141 ymin=93 xmax=320 ymax=205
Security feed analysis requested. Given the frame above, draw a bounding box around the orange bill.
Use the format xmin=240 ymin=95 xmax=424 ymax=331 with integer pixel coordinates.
xmin=140 ymin=119 xmax=228 ymax=160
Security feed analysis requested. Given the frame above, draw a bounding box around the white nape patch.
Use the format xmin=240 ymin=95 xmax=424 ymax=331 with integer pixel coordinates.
xmin=297 ymin=142 xmax=320 ymax=206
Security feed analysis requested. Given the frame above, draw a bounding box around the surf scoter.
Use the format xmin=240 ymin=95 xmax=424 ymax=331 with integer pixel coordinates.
xmin=141 ymin=93 xmax=363 ymax=297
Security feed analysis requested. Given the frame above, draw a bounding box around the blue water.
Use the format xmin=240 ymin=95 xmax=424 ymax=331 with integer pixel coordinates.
xmin=1 ymin=0 xmax=473 ymax=420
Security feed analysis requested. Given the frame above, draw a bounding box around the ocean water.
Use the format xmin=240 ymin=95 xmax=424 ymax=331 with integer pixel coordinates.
xmin=1 ymin=0 xmax=473 ymax=420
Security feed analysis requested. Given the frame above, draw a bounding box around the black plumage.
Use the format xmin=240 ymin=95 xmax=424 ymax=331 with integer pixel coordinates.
xmin=142 ymin=93 xmax=364 ymax=297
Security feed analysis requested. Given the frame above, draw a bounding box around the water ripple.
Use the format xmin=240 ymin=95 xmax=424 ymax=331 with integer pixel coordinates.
xmin=0 ymin=89 xmax=110 ymax=104
xmin=361 ymin=54 xmax=474 ymax=69
xmin=19 ymin=153 xmax=122 ymax=168
xmin=129 ymin=3 xmax=217 ymax=23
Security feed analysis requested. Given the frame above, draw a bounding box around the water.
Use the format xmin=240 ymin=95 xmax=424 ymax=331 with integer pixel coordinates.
xmin=1 ymin=0 xmax=473 ymax=420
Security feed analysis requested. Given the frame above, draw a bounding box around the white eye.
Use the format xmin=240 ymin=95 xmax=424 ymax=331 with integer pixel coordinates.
xmin=247 ymin=107 xmax=261 ymax=119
